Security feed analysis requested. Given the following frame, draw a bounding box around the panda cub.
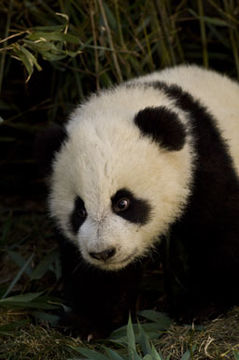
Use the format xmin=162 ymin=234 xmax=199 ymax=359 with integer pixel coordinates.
xmin=45 ymin=65 xmax=239 ymax=339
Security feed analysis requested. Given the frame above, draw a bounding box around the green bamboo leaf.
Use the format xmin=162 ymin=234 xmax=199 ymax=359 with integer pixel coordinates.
xmin=127 ymin=315 xmax=136 ymax=352
xmin=0 ymin=319 xmax=29 ymax=333
xmin=234 ymin=351 xmax=239 ymax=360
xmin=72 ymin=347 xmax=109 ymax=360
xmin=151 ymin=345 xmax=164 ymax=360
xmin=127 ymin=316 xmax=141 ymax=360
xmin=104 ymin=347 xmax=126 ymax=360
xmin=32 ymin=311 xmax=60 ymax=325
xmin=0 ymin=293 xmax=61 ymax=310
xmin=12 ymin=44 xmax=42 ymax=80
xmin=143 ymin=355 xmax=153 ymax=360
xmin=102 ymin=1 xmax=117 ymax=30
xmin=30 ymin=248 xmax=59 ymax=280
xmin=28 ymin=31 xmax=80 ymax=44
xmin=110 ymin=322 xmax=162 ymax=344
xmin=138 ymin=322 xmax=152 ymax=356
xmin=2 ymin=253 xmax=34 ymax=299
xmin=180 ymin=349 xmax=191 ymax=360
xmin=0 ymin=292 xmax=43 ymax=304
xmin=138 ymin=310 xmax=171 ymax=330
xmin=8 ymin=250 xmax=32 ymax=276
xmin=202 ymin=16 xmax=228 ymax=26
xmin=188 ymin=9 xmax=229 ymax=27
xmin=33 ymin=25 xmax=65 ymax=32
xmin=19 ymin=46 xmax=42 ymax=72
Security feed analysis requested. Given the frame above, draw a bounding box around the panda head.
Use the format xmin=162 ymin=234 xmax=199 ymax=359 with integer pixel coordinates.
xmin=47 ymin=87 xmax=193 ymax=271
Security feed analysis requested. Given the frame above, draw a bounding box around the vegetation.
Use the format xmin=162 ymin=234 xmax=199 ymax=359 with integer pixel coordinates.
xmin=1 ymin=0 xmax=239 ymax=359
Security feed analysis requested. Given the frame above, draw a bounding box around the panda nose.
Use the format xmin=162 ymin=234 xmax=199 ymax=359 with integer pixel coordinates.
xmin=89 ymin=248 xmax=116 ymax=261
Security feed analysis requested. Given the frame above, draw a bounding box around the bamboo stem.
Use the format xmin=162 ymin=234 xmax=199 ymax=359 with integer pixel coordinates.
xmin=197 ymin=0 xmax=209 ymax=68
xmin=97 ymin=0 xmax=123 ymax=82
xmin=0 ymin=0 xmax=14 ymax=94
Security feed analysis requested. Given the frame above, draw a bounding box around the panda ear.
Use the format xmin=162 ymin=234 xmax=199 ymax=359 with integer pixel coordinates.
xmin=35 ymin=124 xmax=68 ymax=177
xmin=134 ymin=106 xmax=186 ymax=151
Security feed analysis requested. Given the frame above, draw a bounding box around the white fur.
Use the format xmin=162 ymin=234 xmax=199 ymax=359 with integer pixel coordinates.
xmin=49 ymin=65 xmax=239 ymax=270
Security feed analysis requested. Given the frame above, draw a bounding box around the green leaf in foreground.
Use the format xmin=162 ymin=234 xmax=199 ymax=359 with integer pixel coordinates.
xmin=30 ymin=248 xmax=60 ymax=280
xmin=2 ymin=253 xmax=34 ymax=299
xmin=127 ymin=315 xmax=141 ymax=360
xmin=103 ymin=347 xmax=126 ymax=360
xmin=0 ymin=292 xmax=43 ymax=304
xmin=138 ymin=310 xmax=171 ymax=329
xmin=0 ymin=292 xmax=61 ymax=310
xmin=234 ymin=351 xmax=239 ymax=360
xmin=0 ymin=319 xmax=29 ymax=337
xmin=109 ymin=311 xmax=171 ymax=345
xmin=69 ymin=316 xmax=169 ymax=360
xmin=70 ymin=346 xmax=109 ymax=360
xmin=12 ymin=44 xmax=42 ymax=81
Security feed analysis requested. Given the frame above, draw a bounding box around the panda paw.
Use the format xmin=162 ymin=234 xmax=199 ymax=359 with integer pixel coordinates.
xmin=58 ymin=311 xmax=112 ymax=340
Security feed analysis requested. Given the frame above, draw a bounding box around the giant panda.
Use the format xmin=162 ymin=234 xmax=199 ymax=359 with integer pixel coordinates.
xmin=43 ymin=65 xmax=239 ymax=339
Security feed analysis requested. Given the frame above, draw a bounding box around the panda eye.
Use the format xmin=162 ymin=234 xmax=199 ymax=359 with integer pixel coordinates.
xmin=70 ymin=196 xmax=87 ymax=234
xmin=113 ymin=198 xmax=130 ymax=212
xmin=77 ymin=208 xmax=87 ymax=218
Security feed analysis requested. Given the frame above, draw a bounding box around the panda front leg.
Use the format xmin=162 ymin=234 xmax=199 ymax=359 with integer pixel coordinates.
xmin=58 ymin=234 xmax=142 ymax=339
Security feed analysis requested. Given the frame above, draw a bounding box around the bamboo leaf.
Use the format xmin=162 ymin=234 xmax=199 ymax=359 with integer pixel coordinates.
xmin=2 ymin=253 xmax=34 ymax=299
xmin=104 ymin=347 xmax=126 ymax=360
xmin=180 ymin=349 xmax=191 ymax=360
xmin=138 ymin=310 xmax=171 ymax=330
xmin=234 ymin=351 xmax=239 ymax=360
xmin=30 ymin=248 xmax=59 ymax=280
xmin=72 ymin=347 xmax=109 ymax=360
xmin=12 ymin=44 xmax=42 ymax=80
xmin=151 ymin=345 xmax=164 ymax=360
xmin=127 ymin=316 xmax=141 ymax=360
xmin=0 ymin=292 xmax=43 ymax=304
xmin=28 ymin=31 xmax=81 ymax=44
xmin=138 ymin=322 xmax=152 ymax=356
xmin=7 ymin=250 xmax=32 ymax=276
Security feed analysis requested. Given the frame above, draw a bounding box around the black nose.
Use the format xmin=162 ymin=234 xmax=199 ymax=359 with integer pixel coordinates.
xmin=89 ymin=248 xmax=116 ymax=261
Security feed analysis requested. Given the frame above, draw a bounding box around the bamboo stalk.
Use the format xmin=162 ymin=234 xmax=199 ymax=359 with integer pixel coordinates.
xmin=154 ymin=0 xmax=176 ymax=65
xmin=197 ymin=0 xmax=209 ymax=68
xmin=89 ymin=0 xmax=100 ymax=90
xmin=223 ymin=0 xmax=239 ymax=78
xmin=0 ymin=0 xmax=14 ymax=94
xmin=97 ymin=0 xmax=123 ymax=82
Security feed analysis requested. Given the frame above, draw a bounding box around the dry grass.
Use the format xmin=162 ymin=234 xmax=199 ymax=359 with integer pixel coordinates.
xmin=157 ymin=308 xmax=239 ymax=359
xmin=0 ymin=306 xmax=239 ymax=359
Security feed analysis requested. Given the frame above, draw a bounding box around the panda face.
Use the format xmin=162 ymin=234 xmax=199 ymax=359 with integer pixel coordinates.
xmin=67 ymin=188 xmax=152 ymax=270
xmin=49 ymin=87 xmax=194 ymax=270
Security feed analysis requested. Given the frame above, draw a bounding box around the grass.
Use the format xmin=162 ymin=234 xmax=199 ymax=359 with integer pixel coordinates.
xmin=1 ymin=0 xmax=239 ymax=359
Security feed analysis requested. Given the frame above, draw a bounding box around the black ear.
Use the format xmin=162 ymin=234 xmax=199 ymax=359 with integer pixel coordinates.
xmin=134 ymin=106 xmax=186 ymax=151
xmin=35 ymin=124 xmax=68 ymax=177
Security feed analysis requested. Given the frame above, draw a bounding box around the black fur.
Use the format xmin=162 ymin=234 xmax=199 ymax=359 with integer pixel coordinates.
xmin=57 ymin=231 xmax=142 ymax=338
xmin=111 ymin=188 xmax=151 ymax=225
xmin=70 ymin=196 xmax=87 ymax=234
xmin=134 ymin=106 xmax=186 ymax=151
xmin=148 ymin=81 xmax=239 ymax=319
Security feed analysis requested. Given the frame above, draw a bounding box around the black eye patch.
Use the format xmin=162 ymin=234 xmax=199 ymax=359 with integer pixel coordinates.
xmin=70 ymin=196 xmax=87 ymax=234
xmin=111 ymin=188 xmax=151 ymax=225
